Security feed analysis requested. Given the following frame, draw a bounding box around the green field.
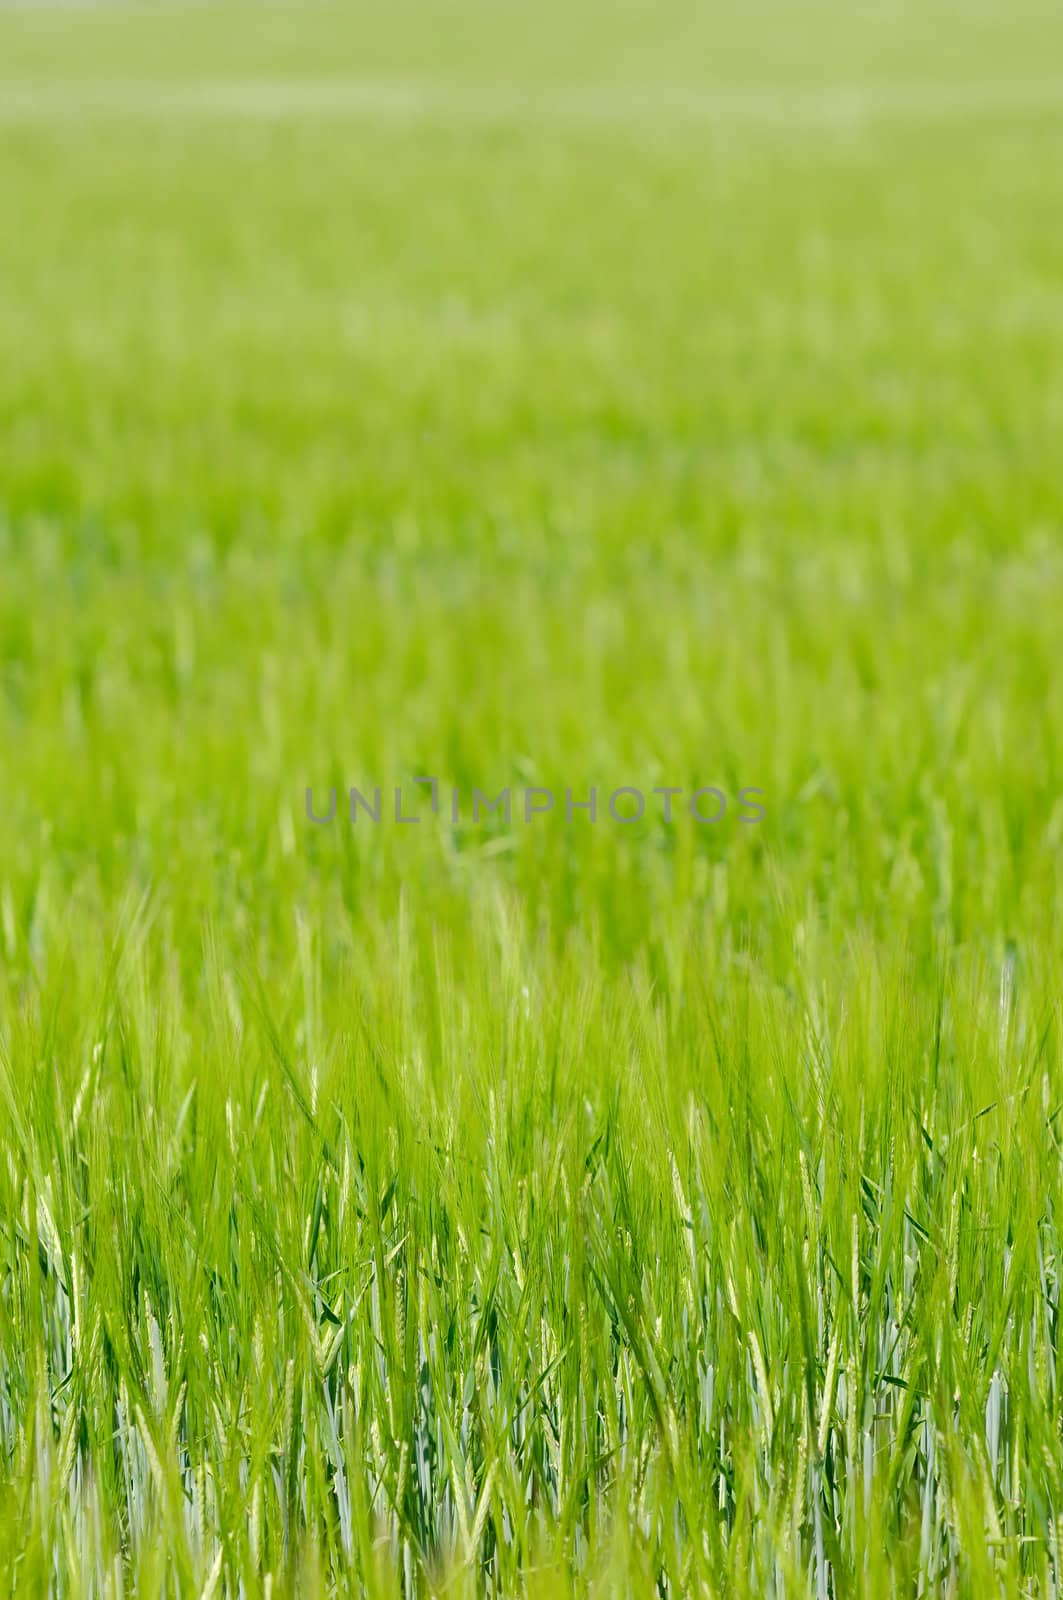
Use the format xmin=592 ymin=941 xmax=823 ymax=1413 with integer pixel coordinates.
xmin=2 ymin=3 xmax=1063 ymax=1593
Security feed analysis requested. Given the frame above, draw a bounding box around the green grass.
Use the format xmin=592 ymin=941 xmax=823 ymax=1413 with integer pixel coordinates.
xmin=2 ymin=2 xmax=1063 ymax=1593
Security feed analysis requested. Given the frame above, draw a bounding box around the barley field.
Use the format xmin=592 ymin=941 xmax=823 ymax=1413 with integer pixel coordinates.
xmin=2 ymin=3 xmax=1063 ymax=1595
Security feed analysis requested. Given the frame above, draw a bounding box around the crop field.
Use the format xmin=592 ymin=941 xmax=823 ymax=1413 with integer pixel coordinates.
xmin=2 ymin=2 xmax=1063 ymax=1594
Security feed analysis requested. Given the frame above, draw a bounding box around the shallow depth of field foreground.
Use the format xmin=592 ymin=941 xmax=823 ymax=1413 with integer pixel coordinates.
xmin=2 ymin=3 xmax=1063 ymax=1595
